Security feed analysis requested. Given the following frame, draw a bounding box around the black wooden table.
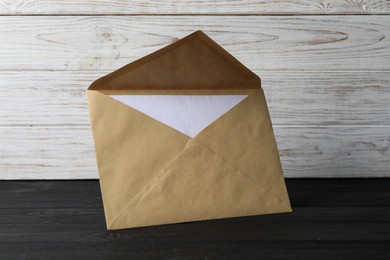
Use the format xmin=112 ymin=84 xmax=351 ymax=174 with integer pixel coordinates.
xmin=0 ymin=179 xmax=389 ymax=259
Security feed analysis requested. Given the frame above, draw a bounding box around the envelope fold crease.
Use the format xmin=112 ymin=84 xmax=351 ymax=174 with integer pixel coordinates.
xmin=87 ymin=90 xmax=190 ymax=228
xmin=191 ymin=140 xmax=291 ymax=210
xmin=193 ymin=88 xmax=291 ymax=209
xmin=109 ymin=141 xmax=289 ymax=230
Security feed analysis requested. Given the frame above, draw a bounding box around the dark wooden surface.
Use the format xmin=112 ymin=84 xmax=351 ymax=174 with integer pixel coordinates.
xmin=0 ymin=179 xmax=389 ymax=259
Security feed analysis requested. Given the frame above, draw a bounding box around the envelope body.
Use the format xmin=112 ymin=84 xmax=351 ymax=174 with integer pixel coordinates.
xmin=87 ymin=30 xmax=291 ymax=230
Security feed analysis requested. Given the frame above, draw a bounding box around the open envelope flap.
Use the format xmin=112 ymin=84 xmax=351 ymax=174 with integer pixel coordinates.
xmin=87 ymin=90 xmax=190 ymax=228
xmin=88 ymin=30 xmax=260 ymax=91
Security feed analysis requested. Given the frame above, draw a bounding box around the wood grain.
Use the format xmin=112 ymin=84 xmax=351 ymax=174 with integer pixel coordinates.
xmin=0 ymin=180 xmax=389 ymax=259
xmin=1 ymin=71 xmax=389 ymax=126
xmin=1 ymin=241 xmax=388 ymax=260
xmin=1 ymin=207 xmax=390 ymax=224
xmin=1 ymin=223 xmax=389 ymax=241
xmin=0 ymin=126 xmax=388 ymax=179
xmin=0 ymin=126 xmax=97 ymax=179
xmin=0 ymin=0 xmax=389 ymax=15
xmin=0 ymin=2 xmax=389 ymax=179
xmin=0 ymin=16 xmax=389 ymax=71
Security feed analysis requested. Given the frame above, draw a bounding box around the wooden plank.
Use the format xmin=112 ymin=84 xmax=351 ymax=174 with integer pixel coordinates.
xmin=263 ymin=71 xmax=390 ymax=125
xmin=287 ymin=178 xmax=390 ymax=207
xmin=0 ymin=223 xmax=388 ymax=242
xmin=1 ymin=71 xmax=389 ymax=126
xmin=1 ymin=180 xmax=388 ymax=259
xmin=0 ymin=126 xmax=97 ymax=179
xmin=1 ymin=179 xmax=389 ymax=208
xmin=0 ymin=71 xmax=95 ymax=127
xmin=0 ymin=181 xmax=102 ymax=208
xmin=0 ymin=241 xmax=389 ymax=260
xmin=0 ymin=16 xmax=389 ymax=71
xmin=0 ymin=0 xmax=389 ymax=15
xmin=277 ymin=126 xmax=390 ymax=178
xmin=0 ymin=126 xmax=389 ymax=179
xmin=1 ymin=207 xmax=389 ymax=224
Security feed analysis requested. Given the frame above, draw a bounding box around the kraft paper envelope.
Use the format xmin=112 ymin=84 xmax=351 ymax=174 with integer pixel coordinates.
xmin=87 ymin=30 xmax=291 ymax=230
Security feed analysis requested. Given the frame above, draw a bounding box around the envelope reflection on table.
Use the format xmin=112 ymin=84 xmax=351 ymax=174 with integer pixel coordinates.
xmin=87 ymin=30 xmax=291 ymax=230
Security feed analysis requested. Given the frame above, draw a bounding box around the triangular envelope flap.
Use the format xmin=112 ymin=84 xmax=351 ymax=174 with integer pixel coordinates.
xmin=109 ymin=142 xmax=290 ymax=230
xmin=193 ymin=89 xmax=291 ymax=208
xmin=87 ymin=90 xmax=190 ymax=228
xmin=88 ymin=30 xmax=260 ymax=91
xmin=110 ymin=94 xmax=248 ymax=137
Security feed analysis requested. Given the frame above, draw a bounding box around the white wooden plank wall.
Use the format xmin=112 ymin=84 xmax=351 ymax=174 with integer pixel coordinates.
xmin=0 ymin=1 xmax=389 ymax=179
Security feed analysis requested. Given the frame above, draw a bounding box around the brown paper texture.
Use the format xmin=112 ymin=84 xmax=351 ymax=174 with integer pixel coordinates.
xmin=87 ymin=30 xmax=291 ymax=230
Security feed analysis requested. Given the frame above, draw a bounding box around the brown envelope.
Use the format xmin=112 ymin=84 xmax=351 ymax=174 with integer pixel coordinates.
xmin=87 ymin=30 xmax=291 ymax=230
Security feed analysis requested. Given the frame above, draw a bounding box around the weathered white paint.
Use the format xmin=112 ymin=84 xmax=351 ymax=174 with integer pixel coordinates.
xmin=0 ymin=0 xmax=388 ymax=14
xmin=0 ymin=71 xmax=388 ymax=126
xmin=0 ymin=16 xmax=389 ymax=71
xmin=0 ymin=2 xmax=389 ymax=179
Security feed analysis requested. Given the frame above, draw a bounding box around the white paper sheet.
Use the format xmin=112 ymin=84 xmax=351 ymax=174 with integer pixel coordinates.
xmin=110 ymin=95 xmax=248 ymax=137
